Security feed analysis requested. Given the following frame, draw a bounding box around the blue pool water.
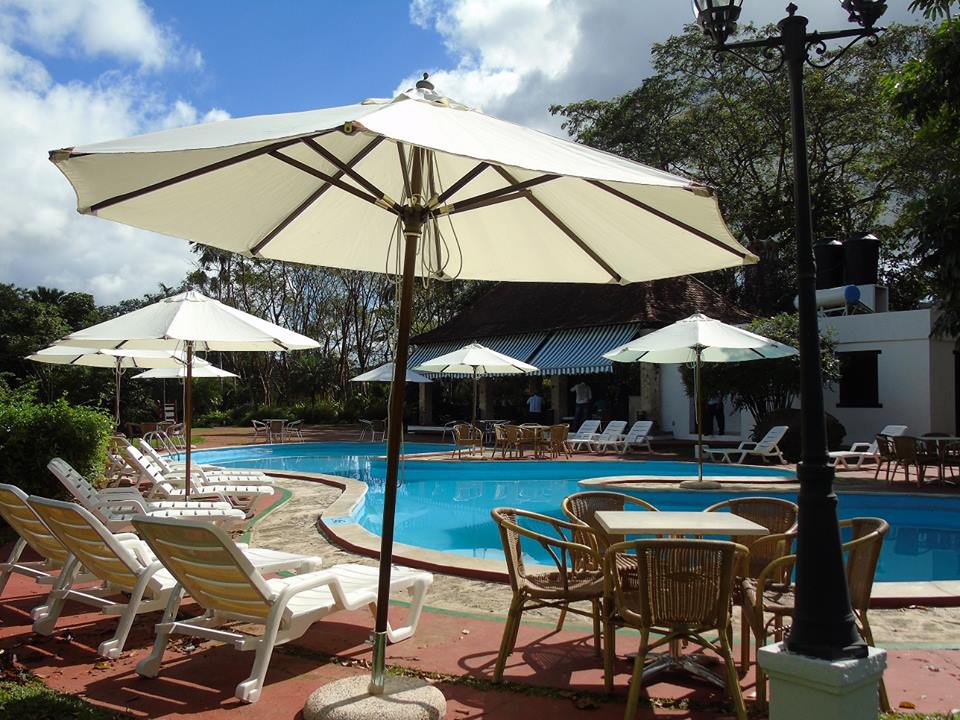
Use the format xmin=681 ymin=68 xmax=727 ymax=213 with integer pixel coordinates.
xmin=194 ymin=442 xmax=960 ymax=583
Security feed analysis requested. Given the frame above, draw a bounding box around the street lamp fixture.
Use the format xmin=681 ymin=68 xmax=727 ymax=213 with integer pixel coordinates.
xmin=692 ymin=1 xmax=886 ymax=662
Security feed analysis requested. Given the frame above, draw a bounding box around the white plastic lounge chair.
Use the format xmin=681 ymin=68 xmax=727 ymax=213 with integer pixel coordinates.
xmin=567 ymin=420 xmax=602 ymax=452
xmin=48 ymin=458 xmax=247 ymax=531
xmin=137 ymin=439 xmax=272 ymax=484
xmin=0 ymin=484 xmax=78 ymax=599
xmin=123 ymin=445 xmax=273 ymax=512
xmin=618 ymin=420 xmax=655 ymax=454
xmin=829 ymin=425 xmax=908 ymax=470
xmin=27 ymin=497 xmax=322 ymax=660
xmin=705 ymin=425 xmax=789 ymax=465
xmin=589 ymin=421 xmax=627 ymax=453
xmin=131 ymin=515 xmax=433 ymax=703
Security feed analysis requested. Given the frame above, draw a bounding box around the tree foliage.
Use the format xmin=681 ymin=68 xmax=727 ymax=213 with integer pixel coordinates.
xmin=678 ymin=313 xmax=840 ymax=423
xmin=551 ymin=24 xmax=928 ymax=315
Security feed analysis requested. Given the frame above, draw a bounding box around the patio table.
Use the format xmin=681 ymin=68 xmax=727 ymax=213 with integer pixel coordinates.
xmin=905 ymin=436 xmax=960 ymax=484
xmin=595 ymin=510 xmax=768 ymax=687
xmin=263 ymin=418 xmax=288 ymax=443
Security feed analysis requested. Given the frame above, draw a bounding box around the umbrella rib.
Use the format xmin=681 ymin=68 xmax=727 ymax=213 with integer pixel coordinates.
xmin=85 ymin=134 xmax=327 ymax=214
xmin=268 ymin=151 xmax=398 ymax=215
xmin=492 ymin=167 xmax=622 ymax=283
xmin=586 ymin=180 xmax=753 ymax=261
xmin=435 ymin=174 xmax=559 ymax=215
xmin=251 ymin=136 xmax=385 ymax=256
xmin=397 ymin=143 xmax=412 ymax=200
xmin=301 ymin=137 xmax=400 ymax=213
xmin=434 ymin=161 xmax=490 ymax=205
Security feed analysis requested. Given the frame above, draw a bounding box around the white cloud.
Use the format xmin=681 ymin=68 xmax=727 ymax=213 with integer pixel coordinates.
xmin=0 ymin=2 xmax=227 ymax=304
xmin=401 ymin=0 xmax=923 ymax=134
xmin=0 ymin=0 xmax=200 ymax=70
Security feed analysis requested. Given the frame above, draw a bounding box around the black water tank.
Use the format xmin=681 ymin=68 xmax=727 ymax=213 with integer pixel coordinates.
xmin=843 ymin=232 xmax=880 ymax=286
xmin=814 ymin=238 xmax=844 ymax=289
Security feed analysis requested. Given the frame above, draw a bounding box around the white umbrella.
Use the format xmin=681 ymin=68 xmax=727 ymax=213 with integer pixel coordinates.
xmin=27 ymin=345 xmax=214 ymax=422
xmin=49 ymin=77 xmax=756 ymax=698
xmin=603 ymin=313 xmax=797 ymax=486
xmin=58 ymin=290 xmax=319 ymax=488
xmin=132 ymin=364 xmax=237 ymax=379
xmin=415 ymin=343 xmax=537 ymax=427
xmin=350 ymin=361 xmax=431 ymax=384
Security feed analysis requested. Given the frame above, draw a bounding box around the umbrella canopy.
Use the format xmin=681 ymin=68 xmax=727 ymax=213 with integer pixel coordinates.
xmin=415 ymin=343 xmax=537 ymax=427
xmin=604 ymin=313 xmax=797 ymax=485
xmin=350 ymin=361 xmax=431 ymax=384
xmin=49 ymin=77 xmax=756 ymax=696
xmin=132 ymin=364 xmax=237 ymax=379
xmin=28 ymin=345 xmax=216 ymax=422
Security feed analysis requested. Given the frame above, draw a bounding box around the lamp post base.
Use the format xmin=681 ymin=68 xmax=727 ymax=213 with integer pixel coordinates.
xmin=304 ymin=675 xmax=445 ymax=720
xmin=758 ymin=642 xmax=886 ymax=720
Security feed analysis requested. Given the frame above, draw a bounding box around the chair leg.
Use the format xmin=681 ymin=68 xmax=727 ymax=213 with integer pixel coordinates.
xmin=0 ymin=538 xmax=26 ymax=597
xmin=236 ymin=605 xmax=287 ymax=703
xmin=494 ymin=595 xmax=524 ymax=682
xmin=859 ymin=615 xmax=891 ymax=713
xmin=603 ymin=600 xmax=617 ymax=694
xmin=624 ymin=629 xmax=649 ymax=720
xmin=590 ymin=598 xmax=602 ymax=657
xmin=32 ymin=555 xmax=80 ymax=635
xmin=719 ymin=632 xmax=747 ymax=720
xmin=739 ymin=604 xmax=751 ymax=670
xmin=555 ymin=603 xmax=568 ymax=631
xmin=136 ymin=587 xmax=184 ymax=678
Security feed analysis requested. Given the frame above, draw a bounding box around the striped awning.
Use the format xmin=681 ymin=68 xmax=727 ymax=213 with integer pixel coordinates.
xmin=528 ymin=323 xmax=640 ymax=376
xmin=408 ymin=332 xmax=547 ymax=377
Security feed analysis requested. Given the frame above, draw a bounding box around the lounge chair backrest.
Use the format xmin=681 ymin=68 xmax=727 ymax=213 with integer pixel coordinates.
xmin=138 ymin=439 xmax=174 ymax=474
xmin=123 ymin=445 xmax=180 ymax=489
xmin=132 ymin=515 xmax=273 ymax=621
xmin=596 ymin=421 xmax=627 ymax=440
xmin=573 ymin=420 xmax=600 ymax=436
xmin=47 ymin=458 xmax=108 ymax=518
xmin=756 ymin=425 xmax=788 ymax=451
xmin=0 ymin=484 xmax=69 ymax=564
xmin=28 ymin=496 xmax=145 ymax=591
xmin=861 ymin=425 xmax=907 ymax=454
xmin=624 ymin=421 xmax=653 ymax=440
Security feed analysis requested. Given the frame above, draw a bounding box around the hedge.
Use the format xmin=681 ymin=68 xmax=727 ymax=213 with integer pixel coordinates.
xmin=0 ymin=398 xmax=113 ymax=498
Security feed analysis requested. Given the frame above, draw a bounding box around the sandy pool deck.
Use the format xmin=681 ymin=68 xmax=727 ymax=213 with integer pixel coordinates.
xmin=251 ymin=476 xmax=960 ymax=647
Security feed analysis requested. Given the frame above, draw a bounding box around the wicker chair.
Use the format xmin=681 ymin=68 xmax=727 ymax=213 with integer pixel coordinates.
xmin=517 ymin=425 xmax=543 ymax=457
xmin=605 ymin=539 xmax=748 ymax=720
xmin=892 ymin=436 xmax=937 ymax=485
xmin=546 ymin=424 xmax=571 ymax=459
xmin=741 ymin=517 xmax=890 ymax=710
xmin=874 ymin=433 xmax=898 ymax=481
xmin=562 ymin=491 xmax=659 ymax=690
xmin=451 ymin=423 xmax=484 ymax=458
xmin=490 ymin=507 xmax=603 ymax=682
xmin=494 ymin=424 xmax=520 ymax=459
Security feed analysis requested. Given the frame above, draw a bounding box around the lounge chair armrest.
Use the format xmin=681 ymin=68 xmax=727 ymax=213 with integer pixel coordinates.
xmin=737 ymin=441 xmax=758 ymax=450
xmin=268 ymin=569 xmax=340 ymax=605
xmin=849 ymin=443 xmax=873 ymax=453
xmin=99 ymin=495 xmax=151 ymax=514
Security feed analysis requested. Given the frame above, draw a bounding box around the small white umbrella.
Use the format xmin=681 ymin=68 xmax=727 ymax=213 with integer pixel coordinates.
xmin=415 ymin=342 xmax=537 ymax=427
xmin=603 ymin=313 xmax=797 ymax=486
xmin=132 ymin=364 xmax=237 ymax=379
xmin=59 ymin=290 xmax=319 ymax=489
xmin=27 ymin=345 xmax=213 ymax=422
xmin=350 ymin=361 xmax=431 ymax=384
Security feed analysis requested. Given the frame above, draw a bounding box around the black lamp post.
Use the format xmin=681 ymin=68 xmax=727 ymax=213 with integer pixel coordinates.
xmin=691 ymin=0 xmax=886 ymax=661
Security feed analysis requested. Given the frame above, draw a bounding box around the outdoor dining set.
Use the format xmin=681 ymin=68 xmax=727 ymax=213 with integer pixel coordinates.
xmin=251 ymin=418 xmax=305 ymax=444
xmin=491 ymin=492 xmax=890 ymax=719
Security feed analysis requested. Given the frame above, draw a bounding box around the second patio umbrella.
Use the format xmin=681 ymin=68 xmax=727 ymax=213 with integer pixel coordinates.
xmin=603 ymin=312 xmax=797 ymax=487
xmin=415 ymin=343 xmax=537 ymax=427
xmin=58 ymin=290 xmax=319 ymax=490
xmin=350 ymin=361 xmax=432 ymax=384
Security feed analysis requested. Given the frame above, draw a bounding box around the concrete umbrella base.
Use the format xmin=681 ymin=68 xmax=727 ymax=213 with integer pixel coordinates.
xmin=679 ymin=479 xmax=723 ymax=490
xmin=303 ymin=675 xmax=446 ymax=720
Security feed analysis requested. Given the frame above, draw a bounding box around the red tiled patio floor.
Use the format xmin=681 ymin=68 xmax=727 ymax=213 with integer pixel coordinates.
xmin=1 ymin=569 xmax=957 ymax=718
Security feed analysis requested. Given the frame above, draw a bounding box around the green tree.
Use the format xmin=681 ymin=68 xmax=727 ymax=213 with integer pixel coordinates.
xmin=885 ymin=9 xmax=960 ymax=340
xmin=679 ymin=313 xmax=840 ymax=423
xmin=551 ymin=24 xmax=927 ymax=315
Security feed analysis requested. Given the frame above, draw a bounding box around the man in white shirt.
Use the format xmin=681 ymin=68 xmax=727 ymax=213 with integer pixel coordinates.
xmin=571 ymin=380 xmax=592 ymax=430
xmin=526 ymin=390 xmax=543 ymax=422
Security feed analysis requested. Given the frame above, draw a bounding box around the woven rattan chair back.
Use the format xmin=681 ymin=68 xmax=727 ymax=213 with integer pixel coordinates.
xmin=705 ymin=497 xmax=797 ymax=576
xmin=841 ymin=517 xmax=889 ymax=614
xmin=561 ymin=491 xmax=658 ymax=552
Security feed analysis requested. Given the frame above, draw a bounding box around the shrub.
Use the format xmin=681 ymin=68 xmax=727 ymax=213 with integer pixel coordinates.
xmin=0 ymin=398 xmax=113 ymax=498
xmin=194 ymin=410 xmax=232 ymax=427
xmin=752 ymin=408 xmax=846 ymax=463
xmin=291 ymin=399 xmax=342 ymax=424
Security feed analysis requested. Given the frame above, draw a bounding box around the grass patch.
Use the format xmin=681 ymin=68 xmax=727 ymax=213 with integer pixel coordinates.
xmin=0 ymin=677 xmax=125 ymax=720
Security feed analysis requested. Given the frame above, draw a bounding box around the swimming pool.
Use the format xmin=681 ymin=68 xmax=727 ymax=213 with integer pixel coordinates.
xmin=194 ymin=442 xmax=960 ymax=583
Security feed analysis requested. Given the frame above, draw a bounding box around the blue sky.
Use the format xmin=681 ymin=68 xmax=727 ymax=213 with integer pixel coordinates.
xmin=0 ymin=0 xmax=922 ymax=303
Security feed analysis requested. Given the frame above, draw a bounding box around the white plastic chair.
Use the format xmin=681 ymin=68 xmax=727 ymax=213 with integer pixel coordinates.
xmin=137 ymin=438 xmax=271 ymax=484
xmin=251 ymin=419 xmax=268 ymax=443
xmin=618 ymin=420 xmax=655 ymax=454
xmin=47 ymin=458 xmax=247 ymax=531
xmin=829 ymin=425 xmax=908 ymax=469
xmin=566 ymin=420 xmax=602 ymax=452
xmin=132 ymin=515 xmax=433 ymax=703
xmin=705 ymin=425 xmax=790 ymax=465
xmin=589 ymin=420 xmax=627 ymax=453
xmin=285 ymin=419 xmax=305 ymax=441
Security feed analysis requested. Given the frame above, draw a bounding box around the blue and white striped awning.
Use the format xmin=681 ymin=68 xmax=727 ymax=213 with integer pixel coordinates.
xmin=408 ymin=332 xmax=547 ymax=377
xmin=528 ymin=323 xmax=640 ymax=376
xmin=408 ymin=341 xmax=462 ymax=370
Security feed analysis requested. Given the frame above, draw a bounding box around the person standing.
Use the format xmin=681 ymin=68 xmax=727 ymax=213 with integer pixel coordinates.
xmin=526 ymin=390 xmax=543 ymax=423
xmin=707 ymin=394 xmax=725 ymax=435
xmin=571 ymin=380 xmax=592 ymax=430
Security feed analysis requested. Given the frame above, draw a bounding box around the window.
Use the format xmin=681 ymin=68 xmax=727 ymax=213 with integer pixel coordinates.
xmin=837 ymin=350 xmax=881 ymax=408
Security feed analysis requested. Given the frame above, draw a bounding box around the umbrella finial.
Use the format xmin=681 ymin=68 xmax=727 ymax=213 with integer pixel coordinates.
xmin=416 ymin=73 xmax=434 ymax=91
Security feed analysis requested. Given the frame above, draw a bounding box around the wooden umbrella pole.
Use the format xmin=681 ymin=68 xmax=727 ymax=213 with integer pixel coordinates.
xmin=184 ymin=341 xmax=193 ymax=500
xmin=370 ymin=147 xmax=426 ymax=695
xmin=472 ymin=367 xmax=478 ymax=428
xmin=696 ymin=347 xmax=703 ymax=484
xmin=114 ymin=358 xmax=121 ymax=426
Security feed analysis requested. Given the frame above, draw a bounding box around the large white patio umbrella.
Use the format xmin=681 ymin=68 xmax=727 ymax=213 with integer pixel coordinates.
xmin=415 ymin=342 xmax=536 ymax=427
xmin=49 ymin=76 xmax=756 ymax=700
xmin=57 ymin=291 xmax=318 ymax=490
xmin=27 ymin=345 xmax=214 ymax=422
xmin=603 ymin=313 xmax=797 ymax=486
xmin=132 ymin=364 xmax=238 ymax=379
xmin=350 ymin=361 xmax=431 ymax=384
